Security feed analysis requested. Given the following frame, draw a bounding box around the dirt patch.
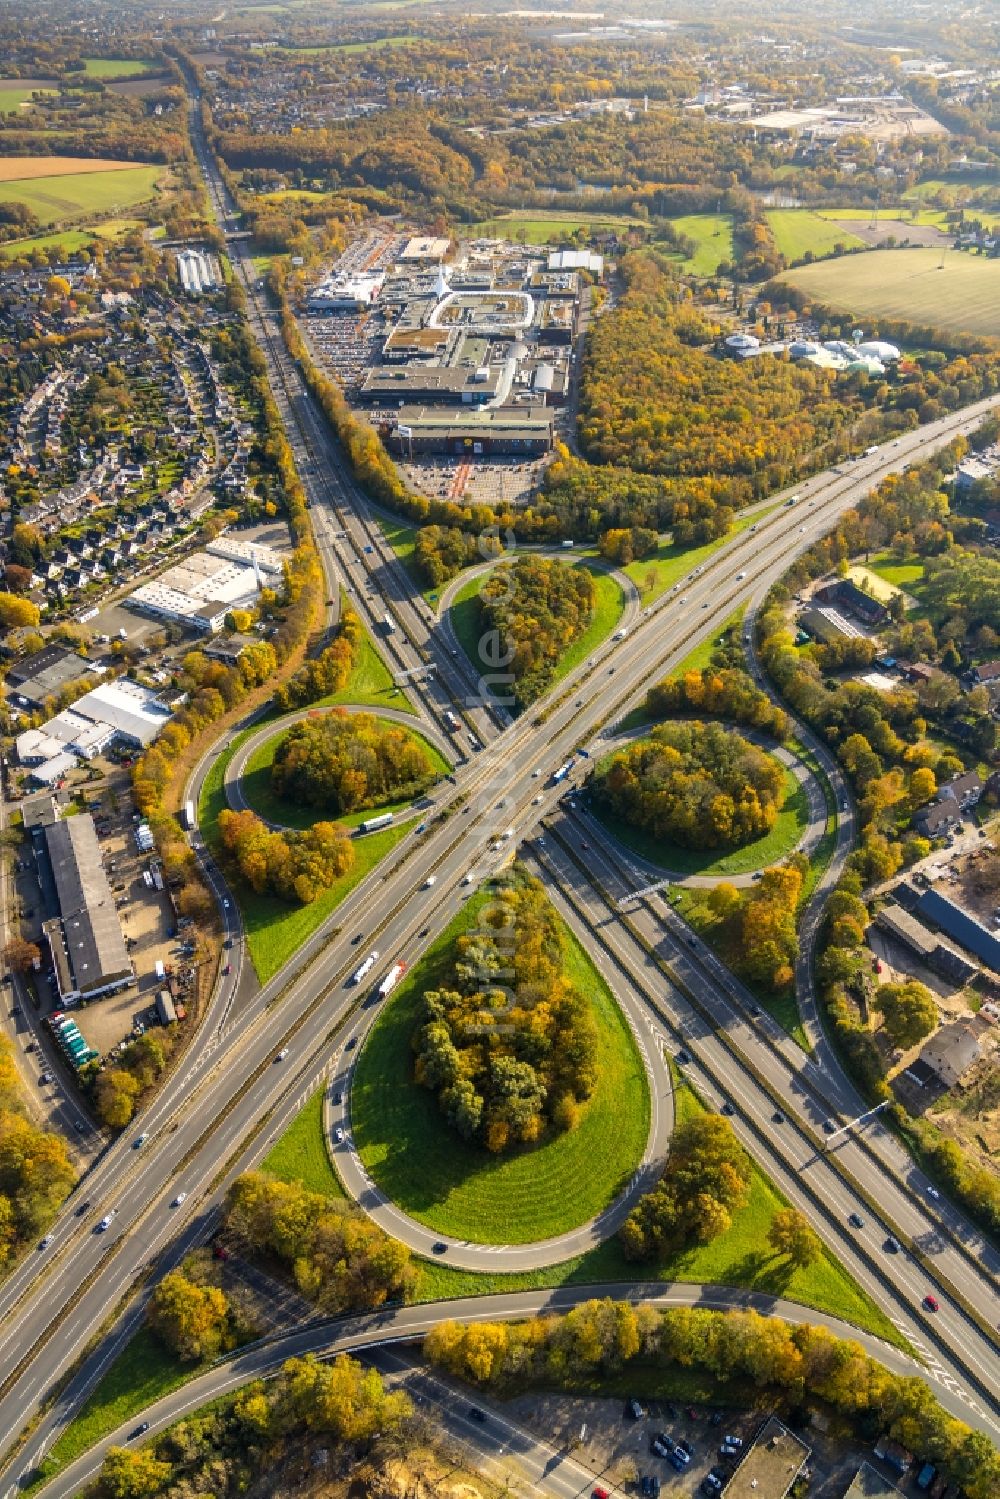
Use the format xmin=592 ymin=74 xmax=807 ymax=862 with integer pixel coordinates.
xmin=827 ymin=217 xmax=951 ymax=249
xmin=0 ymin=156 xmax=152 ymax=182
xmin=105 ymin=77 xmax=169 ymax=97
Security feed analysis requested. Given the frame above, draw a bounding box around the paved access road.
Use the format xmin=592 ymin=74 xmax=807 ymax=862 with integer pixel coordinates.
xmin=35 ymin=1281 xmax=935 ymax=1499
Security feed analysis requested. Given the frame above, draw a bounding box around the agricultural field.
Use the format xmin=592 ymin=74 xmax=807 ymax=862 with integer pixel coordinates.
xmin=281 ymin=34 xmax=418 ymax=55
xmin=0 ymin=229 xmax=95 ymax=260
xmin=778 ymin=248 xmax=1000 ymax=342
xmin=668 ymin=212 xmax=734 ymax=275
xmin=765 ymin=209 xmax=865 ymax=262
xmin=466 ymin=208 xmax=646 ymax=243
xmin=81 ymin=57 xmax=159 ymax=78
xmin=0 ymin=160 xmax=164 ymax=226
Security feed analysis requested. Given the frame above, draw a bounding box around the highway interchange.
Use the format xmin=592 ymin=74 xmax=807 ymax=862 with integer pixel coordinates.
xmin=0 ymin=80 xmax=997 ymax=1494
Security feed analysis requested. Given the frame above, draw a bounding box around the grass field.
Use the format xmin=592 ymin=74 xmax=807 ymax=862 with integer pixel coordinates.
xmin=352 ymin=886 xmax=650 ymax=1243
xmin=282 ymin=34 xmax=418 ymax=55
xmin=766 ymin=209 xmax=866 ymax=262
xmin=0 ymin=229 xmax=95 ymax=259
xmin=0 ymin=82 xmax=57 ymax=112
xmin=867 ymin=552 xmax=926 ymax=592
xmin=262 ymin=1087 xmax=345 ymax=1198
xmin=82 ymin=57 xmax=159 ymax=78
xmin=450 ymin=563 xmax=624 ymax=715
xmin=198 ymin=727 xmax=407 ymax=984
xmin=466 ymin=209 xmax=645 ymax=243
xmin=667 ymin=213 xmax=734 ymax=276
xmin=0 ymin=162 xmax=163 ymax=226
xmin=622 ymin=507 xmax=770 ymax=604
xmin=239 ymin=714 xmax=449 ymax=831
xmin=376 ymin=513 xmax=428 ymax=597
xmin=666 ymin=606 xmax=745 ymax=680
xmin=30 ymin=1328 xmax=193 ymax=1490
xmin=778 ymin=248 xmax=1000 ymax=342
xmin=591 ymin=760 xmax=809 ymax=879
xmin=314 ymin=619 xmax=415 ymax=714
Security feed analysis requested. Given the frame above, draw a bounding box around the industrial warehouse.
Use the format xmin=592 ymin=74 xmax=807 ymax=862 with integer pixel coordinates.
xmin=303 ymin=230 xmax=598 ymax=472
xmin=31 ymin=805 xmax=133 ymax=1005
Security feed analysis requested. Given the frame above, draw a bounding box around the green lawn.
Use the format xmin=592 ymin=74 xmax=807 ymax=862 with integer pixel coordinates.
xmin=0 ymin=228 xmax=95 ymax=259
xmin=622 ymin=508 xmax=768 ymax=605
xmin=238 ymin=714 xmax=448 ymax=831
xmin=29 ymin=1328 xmax=193 ymax=1491
xmin=766 ymin=210 xmax=866 ymax=262
xmin=466 ymin=209 xmax=646 ymax=243
xmin=262 ymin=1087 xmax=345 ymax=1198
xmin=666 ymin=606 xmax=746 ymax=680
xmin=450 ymin=563 xmax=624 ymax=715
xmin=352 ymin=887 xmax=650 ymax=1243
xmin=590 ymin=762 xmax=809 ymax=879
xmin=281 ymin=34 xmax=418 ymax=55
xmin=375 ymin=513 xmax=428 ymax=597
xmin=867 ymin=552 xmax=925 ymax=591
xmin=82 ymin=57 xmax=159 ymax=78
xmin=314 ymin=619 xmax=415 ymax=714
xmin=667 ymin=213 xmax=734 ymax=276
xmin=0 ymin=83 xmax=57 ymax=111
xmin=0 ymin=164 xmax=163 ymax=226
xmin=414 ymin=1074 xmax=902 ymax=1347
xmin=198 ymin=727 xmax=408 ymax=984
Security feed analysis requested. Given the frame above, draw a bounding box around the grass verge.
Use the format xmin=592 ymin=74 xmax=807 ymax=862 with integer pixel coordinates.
xmin=351 ymin=885 xmax=650 ymax=1243
xmin=262 ymin=1088 xmax=345 ymax=1198
xmin=314 ymin=616 xmax=415 ymax=714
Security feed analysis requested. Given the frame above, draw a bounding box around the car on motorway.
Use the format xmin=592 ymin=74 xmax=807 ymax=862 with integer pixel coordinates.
xmin=333 ymin=1091 xmax=343 ymax=1105
xmin=345 ymin=1037 xmax=357 ymax=1050
xmin=276 ymin=1048 xmax=289 ymax=1061
xmin=849 ymin=1212 xmax=865 ymax=1229
xmin=532 ymin=794 xmax=543 ymax=804
xmin=676 ymin=1049 xmax=691 ymax=1065
xmin=172 ymin=1192 xmax=187 ymax=1207
xmin=926 ymin=1185 xmax=940 ymax=1200
xmin=772 ymin=1110 xmax=785 ymax=1124
xmin=334 ymin=1127 xmax=344 ymax=1144
xmin=468 ymin=1406 xmax=487 ymax=1423
xmin=133 ymin=1133 xmax=148 ymax=1149
xmin=720 ymin=1101 xmax=734 ymax=1115
xmin=923 ymin=1294 xmax=940 ymax=1312
xmin=223 ymin=898 xmax=230 ymax=909
xmin=223 ymin=963 xmax=231 ymax=975
xmin=432 ymin=1241 xmax=448 ymax=1254
xmin=129 ymin=1423 xmax=150 ymax=1440
xmin=75 ymin=1200 xmax=91 ymax=1217
xmin=97 ymin=1213 xmax=115 ymax=1232
xmin=38 ymin=1235 xmax=52 ymax=1251
xmin=884 ymin=1236 xmax=899 ymax=1253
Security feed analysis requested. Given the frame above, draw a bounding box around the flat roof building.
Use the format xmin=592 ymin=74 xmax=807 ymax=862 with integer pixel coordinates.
xmin=722 ymin=1417 xmax=811 ymax=1499
xmin=130 ymin=547 xmax=269 ymax=633
xmin=399 ymin=236 xmax=450 ymax=262
xmin=7 ymin=648 xmax=93 ymax=708
xmin=390 ymin=404 xmax=553 ymax=457
xmin=360 ymin=362 xmax=503 ymax=406
xmin=915 ymin=887 xmax=1000 ymax=972
xmin=38 ymin=813 xmax=132 ymax=1003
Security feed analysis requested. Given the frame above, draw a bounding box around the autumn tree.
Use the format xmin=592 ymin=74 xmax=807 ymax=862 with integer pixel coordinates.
xmin=147 ymin=1270 xmax=232 ymax=1362
xmin=0 ymin=592 xmax=40 ymax=629
xmin=620 ymin=1113 xmax=751 ymax=1259
xmin=875 ymin=980 xmax=938 ymax=1049
xmin=3 ymin=938 xmax=40 ymax=973
xmin=99 ymin=1448 xmax=173 ymax=1499
xmin=768 ymin=1208 xmax=823 ymax=1268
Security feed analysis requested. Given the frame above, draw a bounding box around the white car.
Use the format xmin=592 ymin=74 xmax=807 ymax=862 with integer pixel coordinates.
xmin=38 ymin=1235 xmax=53 ymax=1251
xmin=98 ymin=1214 xmax=114 ymax=1232
xmin=532 ymin=795 xmax=543 ymax=804
xmin=334 ymin=1127 xmax=344 ymax=1144
xmin=172 ymin=1192 xmax=187 ymax=1208
xmin=926 ymin=1185 xmax=940 ymax=1200
xmin=423 ymin=876 xmax=437 ymax=888
xmin=276 ymin=1047 xmax=289 ymax=1061
xmin=223 ymin=898 xmax=230 ymax=910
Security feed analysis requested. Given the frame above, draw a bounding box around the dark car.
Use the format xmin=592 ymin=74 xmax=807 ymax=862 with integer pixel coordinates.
xmin=676 ymin=1050 xmax=691 ymax=1065
xmin=884 ymin=1236 xmax=899 ymax=1254
xmin=75 ymin=1200 xmax=91 ymax=1217
xmin=345 ymin=1037 xmax=357 ymax=1050
xmin=128 ymin=1422 xmax=150 ymax=1440
xmin=432 ymin=1241 xmax=447 ymax=1254
xmin=468 ymin=1406 xmax=486 ymax=1423
xmin=625 ymin=1398 xmax=645 ymax=1421
xmin=772 ymin=1111 xmax=785 ymax=1124
xmin=720 ymin=1101 xmax=735 ymax=1116
xmin=849 ymin=1212 xmax=865 ymax=1229
xmin=333 ymin=1091 xmax=342 ymax=1106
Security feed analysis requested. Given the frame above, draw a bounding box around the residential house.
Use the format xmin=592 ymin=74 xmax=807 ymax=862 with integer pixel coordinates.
xmin=918 ymin=1022 xmax=982 ymax=1088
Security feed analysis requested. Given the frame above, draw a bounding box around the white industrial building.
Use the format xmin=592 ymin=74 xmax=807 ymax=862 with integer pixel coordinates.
xmin=547 ymin=249 xmax=604 ymax=275
xmin=130 ymin=545 xmax=276 ymax=633
xmin=16 ymin=679 xmax=172 ymax=782
xmin=399 ymin=236 xmax=450 ymax=263
xmin=176 ymin=248 xmax=221 ymax=297
xmin=306 ymin=272 xmax=384 ymax=312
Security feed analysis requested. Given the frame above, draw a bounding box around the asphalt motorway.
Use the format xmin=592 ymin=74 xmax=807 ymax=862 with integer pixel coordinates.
xmin=0 ymin=373 xmax=997 ymax=1475
xmin=1 ymin=83 xmax=999 ymax=1480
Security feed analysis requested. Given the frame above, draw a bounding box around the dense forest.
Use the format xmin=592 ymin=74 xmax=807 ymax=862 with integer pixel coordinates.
xmin=592 ymin=721 xmax=785 ymax=850
xmin=273 ymin=606 xmax=362 ymax=711
xmin=217 ymin=807 xmax=354 ymax=905
xmin=476 ymin=556 xmax=595 ymax=709
xmin=270 ymin=710 xmax=438 ymax=814
xmin=225 ymin=1172 xmax=415 ymax=1310
xmin=412 ymin=875 xmax=599 ymax=1153
xmin=579 ymin=253 xmax=870 ymax=485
